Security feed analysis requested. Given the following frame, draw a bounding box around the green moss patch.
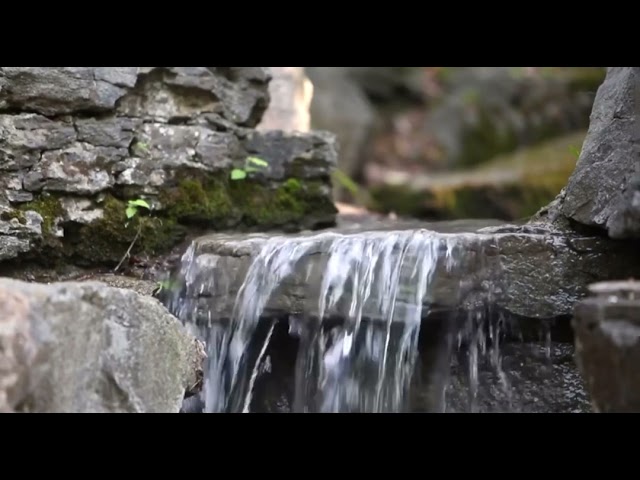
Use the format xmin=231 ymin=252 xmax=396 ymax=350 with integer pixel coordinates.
xmin=13 ymin=172 xmax=336 ymax=267
xmin=70 ymin=195 xmax=184 ymax=265
xmin=162 ymin=174 xmax=337 ymax=231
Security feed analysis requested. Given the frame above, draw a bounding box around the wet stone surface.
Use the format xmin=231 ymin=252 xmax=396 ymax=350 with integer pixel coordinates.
xmin=439 ymin=342 xmax=591 ymax=413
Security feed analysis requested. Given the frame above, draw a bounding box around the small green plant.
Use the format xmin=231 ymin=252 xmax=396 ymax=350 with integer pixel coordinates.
xmin=569 ymin=145 xmax=582 ymax=159
xmin=332 ymin=168 xmax=360 ymax=197
xmin=132 ymin=141 xmax=150 ymax=156
xmin=231 ymin=156 xmax=269 ymax=180
xmin=115 ymin=198 xmax=152 ymax=272
xmin=125 ymin=198 xmax=151 ymax=220
xmin=153 ymin=278 xmax=181 ymax=297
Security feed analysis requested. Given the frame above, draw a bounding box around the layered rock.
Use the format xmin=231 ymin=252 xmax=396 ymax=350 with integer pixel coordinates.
xmin=0 ymin=67 xmax=338 ymax=267
xmin=542 ymin=67 xmax=640 ymax=239
xmin=162 ymin=220 xmax=640 ymax=324
xmin=0 ymin=277 xmax=204 ymax=413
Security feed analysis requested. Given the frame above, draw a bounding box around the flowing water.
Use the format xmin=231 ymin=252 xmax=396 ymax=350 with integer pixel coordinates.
xmin=163 ymin=227 xmax=586 ymax=413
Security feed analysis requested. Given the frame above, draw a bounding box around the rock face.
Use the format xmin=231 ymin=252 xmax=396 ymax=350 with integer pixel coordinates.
xmin=258 ymin=67 xmax=313 ymax=132
xmin=573 ymin=281 xmax=640 ymax=413
xmin=0 ymin=277 xmax=203 ymax=413
xmin=545 ymin=67 xmax=640 ymax=238
xmin=0 ymin=67 xmax=338 ymax=268
xmin=162 ymin=220 xmax=640 ymax=324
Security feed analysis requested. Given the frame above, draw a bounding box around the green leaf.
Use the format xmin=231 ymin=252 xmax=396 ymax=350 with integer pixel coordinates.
xmin=569 ymin=145 xmax=581 ymax=158
xmin=128 ymin=199 xmax=151 ymax=210
xmin=247 ymin=156 xmax=269 ymax=168
xmin=125 ymin=206 xmax=137 ymax=219
xmin=231 ymin=169 xmax=247 ymax=180
xmin=332 ymin=169 xmax=360 ymax=195
xmin=136 ymin=142 xmax=149 ymax=151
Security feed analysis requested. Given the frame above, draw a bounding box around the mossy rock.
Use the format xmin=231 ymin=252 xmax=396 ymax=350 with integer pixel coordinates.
xmin=369 ymin=131 xmax=586 ymax=221
xmin=15 ymin=174 xmax=337 ymax=267
xmin=162 ymin=173 xmax=337 ymax=231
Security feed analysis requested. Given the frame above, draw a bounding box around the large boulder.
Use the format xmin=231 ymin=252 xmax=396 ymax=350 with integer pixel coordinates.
xmin=0 ymin=277 xmax=203 ymax=413
xmin=544 ymin=67 xmax=640 ymax=239
xmin=0 ymin=67 xmax=338 ymax=268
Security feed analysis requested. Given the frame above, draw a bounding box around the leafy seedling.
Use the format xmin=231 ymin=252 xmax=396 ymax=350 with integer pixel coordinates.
xmin=116 ymin=198 xmax=152 ymax=273
xmin=126 ymin=198 xmax=151 ymax=219
xmin=231 ymin=156 xmax=269 ymax=181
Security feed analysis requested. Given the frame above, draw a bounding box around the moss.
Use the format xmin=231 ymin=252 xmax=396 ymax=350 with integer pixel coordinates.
xmin=20 ymin=196 xmax=64 ymax=236
xmin=0 ymin=209 xmax=27 ymax=224
xmin=70 ymin=195 xmax=184 ymax=265
xmin=11 ymin=172 xmax=336 ymax=267
xmin=162 ymin=177 xmax=235 ymax=227
xmin=159 ymin=174 xmax=335 ymax=230
xmin=229 ymin=177 xmax=336 ymax=229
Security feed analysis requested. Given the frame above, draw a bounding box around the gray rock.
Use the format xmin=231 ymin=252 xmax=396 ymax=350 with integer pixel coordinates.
xmin=0 ymin=209 xmax=42 ymax=260
xmin=75 ymin=117 xmax=142 ymax=148
xmin=165 ymin=220 xmax=640 ymax=324
xmin=0 ymin=67 xmax=337 ymax=265
xmin=115 ymin=67 xmax=270 ymax=127
xmin=0 ymin=277 xmax=204 ymax=413
xmin=0 ymin=285 xmax=37 ymax=412
xmin=573 ymin=281 xmax=640 ymax=412
xmin=0 ymin=67 xmax=131 ymax=115
xmin=0 ymin=114 xmax=77 ymax=171
xmin=549 ymin=67 xmax=640 ymax=237
xmin=439 ymin=342 xmax=591 ymax=413
xmin=242 ymin=129 xmax=338 ymax=180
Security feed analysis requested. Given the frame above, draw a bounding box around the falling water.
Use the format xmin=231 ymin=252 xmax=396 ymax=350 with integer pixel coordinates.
xmin=164 ymin=228 xmax=522 ymax=413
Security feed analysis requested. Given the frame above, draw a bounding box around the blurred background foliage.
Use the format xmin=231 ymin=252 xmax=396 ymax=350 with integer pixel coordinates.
xmin=304 ymin=67 xmax=606 ymax=221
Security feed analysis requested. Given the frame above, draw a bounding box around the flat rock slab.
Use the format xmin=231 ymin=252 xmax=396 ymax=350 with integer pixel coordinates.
xmin=165 ymin=220 xmax=640 ymax=323
xmin=0 ymin=277 xmax=203 ymax=413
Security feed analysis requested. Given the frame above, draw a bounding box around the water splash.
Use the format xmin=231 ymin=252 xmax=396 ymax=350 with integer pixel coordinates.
xmin=165 ymin=228 xmax=516 ymax=413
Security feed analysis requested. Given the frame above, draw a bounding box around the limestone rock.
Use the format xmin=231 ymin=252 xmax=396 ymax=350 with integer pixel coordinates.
xmin=546 ymin=67 xmax=640 ymax=238
xmin=162 ymin=220 xmax=640 ymax=324
xmin=0 ymin=277 xmax=204 ymax=413
xmin=0 ymin=67 xmax=337 ymax=267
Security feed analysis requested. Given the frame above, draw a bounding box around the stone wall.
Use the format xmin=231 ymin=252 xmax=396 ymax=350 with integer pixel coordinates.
xmin=0 ymin=67 xmax=338 ymax=267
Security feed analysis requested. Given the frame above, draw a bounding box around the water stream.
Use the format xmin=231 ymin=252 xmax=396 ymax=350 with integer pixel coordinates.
xmin=163 ymin=227 xmax=587 ymax=413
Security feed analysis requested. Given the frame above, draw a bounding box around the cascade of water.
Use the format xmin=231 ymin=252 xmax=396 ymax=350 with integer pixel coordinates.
xmin=165 ymin=228 xmax=519 ymax=413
